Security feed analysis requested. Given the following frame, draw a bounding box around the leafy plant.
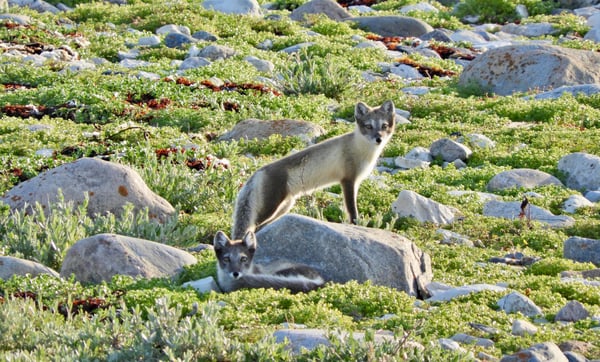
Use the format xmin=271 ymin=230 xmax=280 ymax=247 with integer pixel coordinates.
xmin=276 ymin=49 xmax=359 ymax=100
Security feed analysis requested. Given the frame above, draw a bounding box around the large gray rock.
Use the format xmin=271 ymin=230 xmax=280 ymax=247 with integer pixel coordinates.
xmin=500 ymin=342 xmax=568 ymax=362
xmin=458 ymin=44 xmax=600 ymax=95
xmin=346 ymin=16 xmax=434 ymax=37
xmin=1 ymin=157 xmax=175 ymax=222
xmin=483 ymin=200 xmax=575 ymax=228
xmin=558 ymin=152 xmax=600 ymax=192
xmin=254 ymin=214 xmax=432 ymax=297
xmin=290 ymin=0 xmax=351 ymax=22
xmin=486 ymin=168 xmax=564 ymax=191
xmin=392 ymin=190 xmax=461 ymax=225
xmin=564 ymin=236 xmax=600 ymax=266
xmin=202 ymin=0 xmax=261 ymax=16
xmin=219 ymin=118 xmax=325 ymax=145
xmin=0 ymin=256 xmax=59 ymax=280
xmin=60 ymin=233 xmax=197 ymax=283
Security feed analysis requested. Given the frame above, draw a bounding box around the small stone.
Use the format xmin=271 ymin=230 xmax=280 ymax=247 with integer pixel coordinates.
xmin=511 ymin=319 xmax=538 ymax=336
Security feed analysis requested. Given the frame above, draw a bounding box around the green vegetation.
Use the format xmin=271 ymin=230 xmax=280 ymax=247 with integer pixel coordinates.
xmin=0 ymin=0 xmax=599 ymax=360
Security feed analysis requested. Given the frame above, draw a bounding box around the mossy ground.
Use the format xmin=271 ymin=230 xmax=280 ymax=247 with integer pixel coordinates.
xmin=0 ymin=0 xmax=599 ymax=360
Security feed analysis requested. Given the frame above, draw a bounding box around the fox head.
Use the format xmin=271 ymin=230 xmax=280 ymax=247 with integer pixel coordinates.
xmin=354 ymin=100 xmax=396 ymax=146
xmin=214 ymin=231 xmax=257 ymax=280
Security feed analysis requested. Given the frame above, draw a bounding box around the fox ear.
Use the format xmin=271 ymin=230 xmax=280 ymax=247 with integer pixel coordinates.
xmin=214 ymin=231 xmax=229 ymax=250
xmin=355 ymin=102 xmax=370 ymax=119
xmin=242 ymin=231 xmax=257 ymax=252
xmin=381 ymin=100 xmax=395 ymax=114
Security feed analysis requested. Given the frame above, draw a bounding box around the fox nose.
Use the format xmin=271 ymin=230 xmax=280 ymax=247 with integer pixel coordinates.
xmin=232 ymin=272 xmax=240 ymax=279
xmin=375 ymin=137 xmax=382 ymax=144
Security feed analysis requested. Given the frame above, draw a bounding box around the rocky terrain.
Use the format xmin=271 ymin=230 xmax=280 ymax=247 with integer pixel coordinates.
xmin=1 ymin=0 xmax=600 ymax=360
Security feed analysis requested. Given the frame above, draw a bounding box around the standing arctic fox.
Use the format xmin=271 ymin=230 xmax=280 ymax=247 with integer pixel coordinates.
xmin=232 ymin=100 xmax=396 ymax=239
xmin=213 ymin=230 xmax=325 ymax=293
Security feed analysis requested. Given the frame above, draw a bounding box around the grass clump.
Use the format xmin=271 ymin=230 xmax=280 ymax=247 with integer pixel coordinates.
xmin=276 ymin=49 xmax=359 ymax=100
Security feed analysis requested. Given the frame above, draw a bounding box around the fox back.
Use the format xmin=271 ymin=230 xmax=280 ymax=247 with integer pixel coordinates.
xmin=213 ymin=231 xmax=324 ymax=293
xmin=232 ymin=100 xmax=395 ymax=239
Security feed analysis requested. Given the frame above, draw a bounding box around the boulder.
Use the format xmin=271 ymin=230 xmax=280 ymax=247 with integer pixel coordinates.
xmin=0 ymin=256 xmax=59 ymax=280
xmin=512 ymin=319 xmax=538 ymax=336
xmin=290 ymin=0 xmax=351 ymax=22
xmin=1 ymin=158 xmax=175 ymax=222
xmin=392 ymin=190 xmax=461 ymax=225
xmin=486 ymin=168 xmax=563 ymax=191
xmin=60 ymin=233 xmax=197 ymax=283
xmin=558 ymin=152 xmax=600 ymax=192
xmin=563 ymin=236 xmax=600 ymax=266
xmin=430 ymin=138 xmax=472 ymax=162
xmin=497 ymin=291 xmax=543 ymax=317
xmin=500 ymin=342 xmax=568 ymax=362
xmin=458 ymin=44 xmax=600 ymax=95
xmin=555 ymin=300 xmax=590 ymax=322
xmin=164 ymin=32 xmax=196 ymax=48
xmin=483 ymin=200 xmax=575 ymax=228
xmin=219 ymin=118 xmax=325 ymax=145
xmin=254 ymin=214 xmax=432 ymax=297
xmin=562 ymin=194 xmax=594 ymax=213
xmin=197 ymin=44 xmax=236 ymax=61
xmin=202 ymin=0 xmax=262 ymax=16
xmin=346 ymin=16 xmax=433 ymax=37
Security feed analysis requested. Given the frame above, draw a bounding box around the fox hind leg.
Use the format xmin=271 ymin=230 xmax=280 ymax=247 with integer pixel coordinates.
xmin=341 ymin=179 xmax=359 ymax=224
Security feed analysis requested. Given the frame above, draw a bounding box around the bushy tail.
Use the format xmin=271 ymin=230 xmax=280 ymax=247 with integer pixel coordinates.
xmin=241 ymin=272 xmax=324 ymax=293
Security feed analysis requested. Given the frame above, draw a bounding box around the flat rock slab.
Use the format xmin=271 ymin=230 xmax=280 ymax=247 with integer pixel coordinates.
xmin=346 ymin=16 xmax=433 ymax=37
xmin=1 ymin=157 xmax=175 ymax=222
xmin=219 ymin=118 xmax=325 ymax=145
xmin=487 ymin=168 xmax=563 ymax=191
xmin=273 ymin=329 xmax=398 ymax=355
xmin=60 ymin=233 xmax=197 ymax=283
xmin=255 ymin=214 xmax=432 ymax=297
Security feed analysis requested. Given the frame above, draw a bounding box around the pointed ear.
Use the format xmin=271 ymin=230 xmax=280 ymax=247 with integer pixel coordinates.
xmin=381 ymin=100 xmax=395 ymax=114
xmin=214 ymin=231 xmax=229 ymax=250
xmin=354 ymin=102 xmax=370 ymax=119
xmin=242 ymin=231 xmax=257 ymax=252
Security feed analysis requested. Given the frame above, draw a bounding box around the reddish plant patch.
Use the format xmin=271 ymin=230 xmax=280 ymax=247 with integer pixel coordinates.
xmin=168 ymin=77 xmax=282 ymax=96
xmin=2 ymin=83 xmax=33 ymax=91
xmin=155 ymin=148 xmax=230 ymax=171
xmin=58 ymin=297 xmax=108 ymax=318
xmin=396 ymin=56 xmax=457 ymax=77
xmin=1 ymin=104 xmax=47 ymax=119
xmin=366 ymin=34 xmax=421 ymax=50
xmin=429 ymin=43 xmax=476 ymax=60
xmin=126 ymin=93 xmax=171 ymax=110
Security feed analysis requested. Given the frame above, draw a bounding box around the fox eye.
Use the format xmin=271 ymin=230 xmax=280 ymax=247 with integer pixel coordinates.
xmin=223 ymin=256 xmax=230 ymax=263
xmin=365 ymin=124 xmax=373 ymax=130
xmin=381 ymin=123 xmax=388 ymax=130
xmin=240 ymin=256 xmax=248 ymax=263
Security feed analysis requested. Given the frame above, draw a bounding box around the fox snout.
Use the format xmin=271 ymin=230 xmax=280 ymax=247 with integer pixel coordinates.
xmin=231 ymin=271 xmax=243 ymax=279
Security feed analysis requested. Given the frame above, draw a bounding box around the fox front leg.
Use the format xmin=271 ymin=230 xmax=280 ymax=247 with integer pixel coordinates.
xmin=341 ymin=179 xmax=359 ymax=224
